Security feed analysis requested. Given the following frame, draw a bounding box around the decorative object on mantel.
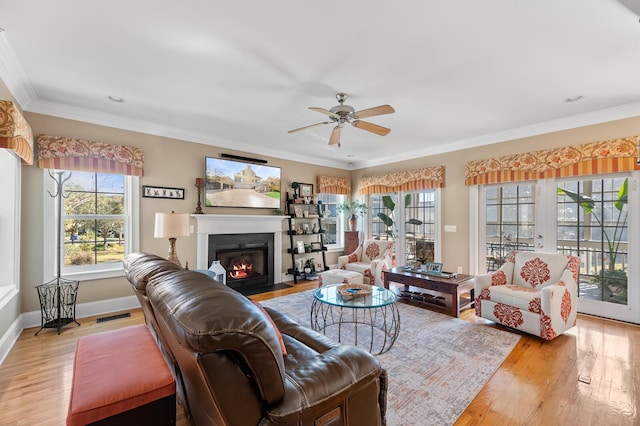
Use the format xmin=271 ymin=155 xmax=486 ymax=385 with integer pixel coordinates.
xmin=336 ymin=200 xmax=368 ymax=231
xmin=35 ymin=170 xmax=80 ymax=335
xmin=154 ymin=211 xmax=190 ymax=266
xmin=143 ymin=185 xmax=185 ymax=199
xmin=194 ymin=177 xmax=204 ymax=214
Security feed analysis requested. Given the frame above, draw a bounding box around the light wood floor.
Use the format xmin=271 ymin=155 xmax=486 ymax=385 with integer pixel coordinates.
xmin=1 ymin=281 xmax=638 ymax=425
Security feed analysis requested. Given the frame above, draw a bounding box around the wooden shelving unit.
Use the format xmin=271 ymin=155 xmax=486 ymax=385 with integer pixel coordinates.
xmin=286 ymin=198 xmax=329 ymax=283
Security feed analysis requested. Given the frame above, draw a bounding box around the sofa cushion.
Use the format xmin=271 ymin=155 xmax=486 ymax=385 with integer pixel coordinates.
xmin=513 ymin=251 xmax=569 ymax=289
xmin=485 ymin=285 xmax=541 ymax=313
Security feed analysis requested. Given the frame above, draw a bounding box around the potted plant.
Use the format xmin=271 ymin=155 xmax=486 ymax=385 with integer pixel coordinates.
xmin=336 ymin=200 xmax=368 ymax=231
xmin=558 ymin=178 xmax=628 ymax=302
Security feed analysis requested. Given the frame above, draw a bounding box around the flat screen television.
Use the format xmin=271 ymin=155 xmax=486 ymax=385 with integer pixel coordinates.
xmin=204 ymin=157 xmax=281 ymax=208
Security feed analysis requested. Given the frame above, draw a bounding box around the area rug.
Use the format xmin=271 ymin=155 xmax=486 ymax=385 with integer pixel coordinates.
xmin=261 ymin=290 xmax=521 ymax=426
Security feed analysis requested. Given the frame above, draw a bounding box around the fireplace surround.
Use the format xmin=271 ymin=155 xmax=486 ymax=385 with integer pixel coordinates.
xmin=193 ymin=215 xmax=286 ymax=285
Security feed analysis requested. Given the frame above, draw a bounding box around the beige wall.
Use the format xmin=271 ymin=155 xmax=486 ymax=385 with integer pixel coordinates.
xmin=10 ymin=99 xmax=640 ymax=315
xmin=19 ymin=112 xmax=350 ymax=313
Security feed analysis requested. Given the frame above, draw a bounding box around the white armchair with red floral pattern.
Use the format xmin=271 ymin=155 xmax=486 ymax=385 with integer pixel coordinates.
xmin=338 ymin=240 xmax=394 ymax=287
xmin=474 ymin=251 xmax=580 ymax=340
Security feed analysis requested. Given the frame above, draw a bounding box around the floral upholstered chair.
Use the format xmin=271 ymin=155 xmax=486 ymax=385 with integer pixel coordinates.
xmin=338 ymin=240 xmax=394 ymax=286
xmin=474 ymin=251 xmax=580 ymax=340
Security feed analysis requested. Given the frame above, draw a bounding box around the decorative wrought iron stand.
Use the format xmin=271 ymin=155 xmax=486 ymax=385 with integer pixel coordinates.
xmin=35 ymin=171 xmax=80 ymax=335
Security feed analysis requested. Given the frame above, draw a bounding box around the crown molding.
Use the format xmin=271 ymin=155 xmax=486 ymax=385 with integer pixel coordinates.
xmin=351 ymin=101 xmax=640 ymax=169
xmin=0 ymin=30 xmax=37 ymax=108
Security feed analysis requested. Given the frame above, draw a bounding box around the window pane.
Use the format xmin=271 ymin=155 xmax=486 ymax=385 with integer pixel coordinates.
xmin=61 ymin=172 xmax=127 ymax=269
xmin=484 ymin=183 xmax=535 ymax=271
xmin=405 ymin=190 xmax=436 ymax=265
xmin=557 ymin=177 xmax=628 ymax=305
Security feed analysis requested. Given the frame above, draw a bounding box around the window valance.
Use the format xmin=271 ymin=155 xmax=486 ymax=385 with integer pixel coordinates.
xmin=464 ymin=136 xmax=639 ymax=186
xmin=317 ymin=176 xmax=351 ymax=195
xmin=37 ymin=134 xmax=144 ymax=176
xmin=358 ymin=166 xmax=445 ymax=195
xmin=0 ymin=100 xmax=34 ymax=165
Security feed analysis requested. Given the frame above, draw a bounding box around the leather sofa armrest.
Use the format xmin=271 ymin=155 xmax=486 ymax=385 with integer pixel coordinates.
xmin=266 ymin=345 xmax=385 ymax=424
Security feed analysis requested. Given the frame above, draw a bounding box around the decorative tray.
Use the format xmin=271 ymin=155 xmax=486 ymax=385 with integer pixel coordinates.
xmin=337 ymin=283 xmax=372 ymax=300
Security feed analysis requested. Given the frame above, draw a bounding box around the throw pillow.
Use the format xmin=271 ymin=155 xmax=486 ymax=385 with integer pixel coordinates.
xmin=252 ymin=301 xmax=287 ymax=356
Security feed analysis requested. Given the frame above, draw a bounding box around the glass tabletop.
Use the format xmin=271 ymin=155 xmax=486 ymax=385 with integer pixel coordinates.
xmin=314 ymin=284 xmax=396 ymax=308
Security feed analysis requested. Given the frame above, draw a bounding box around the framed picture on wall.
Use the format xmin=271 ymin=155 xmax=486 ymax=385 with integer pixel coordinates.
xmin=298 ymin=183 xmax=313 ymax=198
xmin=142 ymin=185 xmax=185 ymax=199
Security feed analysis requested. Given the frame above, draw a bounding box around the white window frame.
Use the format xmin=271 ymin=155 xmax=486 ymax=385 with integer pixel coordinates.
xmin=317 ymin=193 xmax=346 ymax=251
xmin=366 ymin=188 xmax=442 ymax=264
xmin=0 ymin=150 xmax=21 ymax=309
xmin=43 ymin=172 xmax=139 ymax=282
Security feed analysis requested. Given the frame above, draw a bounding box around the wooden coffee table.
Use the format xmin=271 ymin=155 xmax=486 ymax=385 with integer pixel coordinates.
xmin=383 ymin=267 xmax=474 ymax=318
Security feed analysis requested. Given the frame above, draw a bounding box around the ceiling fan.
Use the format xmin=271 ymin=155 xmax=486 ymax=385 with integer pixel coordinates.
xmin=288 ymin=93 xmax=395 ymax=147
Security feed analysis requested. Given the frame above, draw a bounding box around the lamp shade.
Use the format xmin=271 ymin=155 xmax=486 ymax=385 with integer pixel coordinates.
xmin=154 ymin=212 xmax=190 ymax=238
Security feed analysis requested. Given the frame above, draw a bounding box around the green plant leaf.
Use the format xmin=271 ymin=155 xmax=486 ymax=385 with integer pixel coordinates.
xmin=404 ymin=193 xmax=412 ymax=208
xmin=382 ymin=195 xmax=395 ymax=211
xmin=377 ymin=212 xmax=393 ymax=227
xmin=614 ymin=178 xmax=628 ymax=211
xmin=557 ymin=187 xmax=595 ymax=213
xmin=407 ymin=218 xmax=423 ymax=226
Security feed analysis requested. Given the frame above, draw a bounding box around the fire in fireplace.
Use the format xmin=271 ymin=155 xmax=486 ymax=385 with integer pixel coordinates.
xmin=229 ymin=258 xmax=254 ymax=280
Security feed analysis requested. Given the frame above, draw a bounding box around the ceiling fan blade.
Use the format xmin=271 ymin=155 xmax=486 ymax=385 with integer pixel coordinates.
xmin=288 ymin=121 xmax=330 ymax=133
xmin=309 ymin=107 xmax=339 ymax=118
xmin=353 ymin=104 xmax=395 ymax=119
xmin=328 ymin=126 xmax=342 ymax=145
xmin=352 ymin=120 xmax=391 ymax=136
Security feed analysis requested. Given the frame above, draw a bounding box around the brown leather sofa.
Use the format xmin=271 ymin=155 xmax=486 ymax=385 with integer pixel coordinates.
xmin=123 ymin=252 xmax=387 ymax=426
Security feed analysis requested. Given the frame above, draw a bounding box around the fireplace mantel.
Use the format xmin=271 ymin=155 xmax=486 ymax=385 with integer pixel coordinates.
xmin=192 ymin=214 xmax=287 ymax=281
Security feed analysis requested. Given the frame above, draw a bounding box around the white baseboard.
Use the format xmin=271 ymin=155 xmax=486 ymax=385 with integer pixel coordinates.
xmin=1 ymin=295 xmax=140 ymax=366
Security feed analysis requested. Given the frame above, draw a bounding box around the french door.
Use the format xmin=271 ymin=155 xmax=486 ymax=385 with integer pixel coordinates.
xmin=476 ymin=171 xmax=639 ymax=323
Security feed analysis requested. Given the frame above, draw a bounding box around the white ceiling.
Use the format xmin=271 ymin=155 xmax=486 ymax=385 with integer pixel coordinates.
xmin=1 ymin=0 xmax=640 ymax=169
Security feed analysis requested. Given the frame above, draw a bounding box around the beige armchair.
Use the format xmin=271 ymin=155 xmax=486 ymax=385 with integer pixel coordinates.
xmin=474 ymin=251 xmax=580 ymax=340
xmin=338 ymin=239 xmax=394 ymax=286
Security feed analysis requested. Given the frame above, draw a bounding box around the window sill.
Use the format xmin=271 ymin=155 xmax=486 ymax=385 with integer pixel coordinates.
xmin=0 ymin=286 xmax=18 ymax=311
xmin=61 ymin=266 xmax=125 ymax=282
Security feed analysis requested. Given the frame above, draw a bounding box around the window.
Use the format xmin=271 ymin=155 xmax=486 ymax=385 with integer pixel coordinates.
xmin=484 ymin=183 xmax=536 ymax=271
xmin=318 ymin=193 xmax=346 ymax=249
xmin=44 ymin=171 xmax=139 ymax=281
xmin=405 ymin=191 xmax=437 ymax=265
xmin=557 ymin=177 xmax=629 ymax=305
xmin=369 ymin=190 xmax=440 ymax=266
xmin=0 ymin=150 xmax=20 ymax=307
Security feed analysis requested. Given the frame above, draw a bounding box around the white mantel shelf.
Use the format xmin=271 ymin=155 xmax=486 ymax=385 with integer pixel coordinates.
xmin=192 ymin=214 xmax=287 ymax=281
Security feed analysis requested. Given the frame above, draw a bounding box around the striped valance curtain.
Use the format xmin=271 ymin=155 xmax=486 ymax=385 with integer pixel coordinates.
xmin=464 ymin=136 xmax=639 ymax=186
xmin=0 ymin=100 xmax=34 ymax=165
xmin=37 ymin=134 xmax=144 ymax=176
xmin=317 ymin=175 xmax=351 ymax=195
xmin=357 ymin=166 xmax=445 ymax=195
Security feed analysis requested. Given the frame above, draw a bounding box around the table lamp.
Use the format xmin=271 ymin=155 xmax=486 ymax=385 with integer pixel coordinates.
xmin=154 ymin=211 xmax=190 ymax=266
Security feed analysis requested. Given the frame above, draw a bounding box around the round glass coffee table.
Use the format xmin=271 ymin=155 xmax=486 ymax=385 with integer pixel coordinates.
xmin=311 ymin=284 xmax=400 ymax=354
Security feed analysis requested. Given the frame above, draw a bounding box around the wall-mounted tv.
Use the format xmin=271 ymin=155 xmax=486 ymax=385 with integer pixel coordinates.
xmin=204 ymin=157 xmax=281 ymax=208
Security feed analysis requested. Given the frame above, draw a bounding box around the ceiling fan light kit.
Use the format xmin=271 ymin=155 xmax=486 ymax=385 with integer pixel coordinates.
xmin=289 ymin=93 xmax=395 ymax=147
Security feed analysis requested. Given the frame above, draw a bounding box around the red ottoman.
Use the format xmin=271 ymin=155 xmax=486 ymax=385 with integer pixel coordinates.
xmin=67 ymin=324 xmax=176 ymax=426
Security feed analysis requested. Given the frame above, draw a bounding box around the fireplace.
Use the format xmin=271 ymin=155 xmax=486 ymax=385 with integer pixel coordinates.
xmin=193 ymin=214 xmax=286 ymax=285
xmin=208 ymin=233 xmax=274 ymax=289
